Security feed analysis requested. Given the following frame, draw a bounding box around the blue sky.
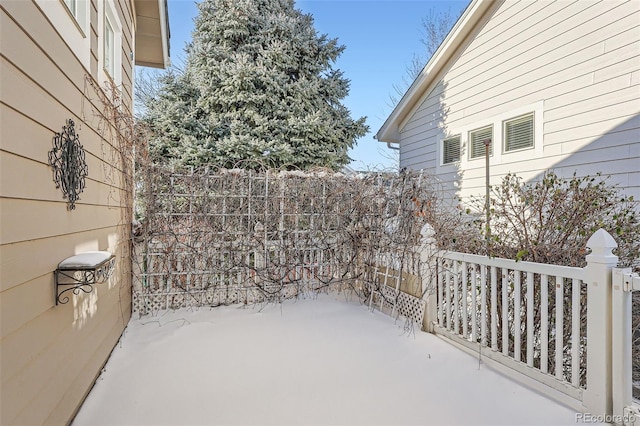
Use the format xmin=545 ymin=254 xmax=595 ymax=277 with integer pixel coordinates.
xmin=157 ymin=0 xmax=469 ymax=170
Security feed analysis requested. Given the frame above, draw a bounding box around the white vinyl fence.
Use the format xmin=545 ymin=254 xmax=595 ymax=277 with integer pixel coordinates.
xmin=613 ymin=268 xmax=640 ymax=425
xmin=420 ymin=227 xmax=637 ymax=423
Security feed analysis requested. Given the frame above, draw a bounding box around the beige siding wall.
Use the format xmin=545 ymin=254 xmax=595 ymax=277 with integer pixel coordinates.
xmin=1 ymin=0 xmax=135 ymax=424
xmin=400 ymin=0 xmax=640 ymax=201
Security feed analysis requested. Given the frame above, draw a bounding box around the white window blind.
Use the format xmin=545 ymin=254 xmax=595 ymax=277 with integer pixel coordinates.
xmin=504 ymin=113 xmax=534 ymax=152
xmin=443 ymin=136 xmax=461 ymax=164
xmin=469 ymin=126 xmax=493 ymax=158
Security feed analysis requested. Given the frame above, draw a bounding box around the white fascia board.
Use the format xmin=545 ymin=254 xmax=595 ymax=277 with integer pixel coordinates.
xmin=159 ymin=0 xmax=170 ymax=68
xmin=375 ymin=0 xmax=496 ymax=144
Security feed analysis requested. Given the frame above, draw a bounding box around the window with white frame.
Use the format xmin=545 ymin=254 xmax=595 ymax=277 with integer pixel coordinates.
xmin=504 ymin=113 xmax=534 ymax=152
xmin=39 ymin=0 xmax=89 ymax=68
xmin=63 ymin=0 xmax=77 ymax=19
xmin=104 ymin=15 xmax=115 ymax=78
xmin=100 ymin=0 xmax=122 ymax=86
xmin=442 ymin=135 xmax=461 ymax=164
xmin=60 ymin=0 xmax=88 ymax=34
xmin=469 ymin=126 xmax=493 ymax=159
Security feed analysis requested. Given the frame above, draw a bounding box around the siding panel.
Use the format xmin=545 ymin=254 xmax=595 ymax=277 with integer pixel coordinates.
xmin=544 ymin=99 xmax=639 ymax=134
xmin=0 ymin=106 xmax=127 ymax=189
xmin=0 ymin=226 xmax=125 ymax=293
xmin=1 ymin=0 xmax=138 ymax=422
xmin=0 ymin=151 xmax=125 ymax=206
xmin=0 ymin=198 xmax=123 ymax=244
xmin=1 ymin=60 xmax=124 ymax=161
xmin=446 ymin=1 xmax=627 ymax=90
xmin=3 ymin=295 xmax=127 ymax=424
xmin=544 ymin=114 xmax=638 ymax=146
xmin=400 ymin=0 xmax=640 ymax=201
xmin=1 ymin=12 xmax=84 ymax=122
xmin=544 ymin=74 xmax=635 ymax=111
xmin=0 ymin=4 xmax=86 ymax=88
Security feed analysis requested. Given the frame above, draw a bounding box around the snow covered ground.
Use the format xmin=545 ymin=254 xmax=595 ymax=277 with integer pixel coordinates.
xmin=73 ymin=293 xmax=584 ymax=426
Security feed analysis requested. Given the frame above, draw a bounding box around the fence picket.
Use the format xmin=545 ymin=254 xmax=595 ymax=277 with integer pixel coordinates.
xmin=526 ymin=271 xmax=534 ymax=367
xmin=446 ymin=265 xmax=452 ymax=331
xmin=480 ymin=265 xmax=486 ymax=346
xmin=432 ymin=251 xmax=588 ymax=390
xmin=427 ymin=230 xmax=622 ymax=417
xmin=555 ymin=276 xmax=564 ymax=381
xmin=471 ymin=264 xmax=477 ymax=342
xmin=453 ymin=261 xmax=460 ymax=334
xmin=514 ymin=271 xmax=521 ymax=362
xmin=438 ymin=260 xmax=444 ymax=327
xmin=571 ymin=278 xmax=580 ymax=387
xmin=541 ymin=274 xmax=549 ymax=374
xmin=491 ymin=266 xmax=498 ymax=351
xmin=502 ymin=268 xmax=509 ymax=356
xmin=462 ymin=261 xmax=468 ymax=339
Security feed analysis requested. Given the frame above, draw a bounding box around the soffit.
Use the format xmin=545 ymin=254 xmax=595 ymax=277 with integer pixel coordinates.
xmin=134 ymin=0 xmax=170 ymax=69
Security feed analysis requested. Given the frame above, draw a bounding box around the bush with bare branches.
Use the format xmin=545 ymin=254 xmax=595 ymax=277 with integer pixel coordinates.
xmin=431 ymin=172 xmax=638 ymax=271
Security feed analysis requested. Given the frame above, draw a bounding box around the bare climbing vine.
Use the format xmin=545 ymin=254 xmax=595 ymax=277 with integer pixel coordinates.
xmin=81 ymin=76 xmax=143 ymax=325
xmin=131 ymin=165 xmax=459 ymax=317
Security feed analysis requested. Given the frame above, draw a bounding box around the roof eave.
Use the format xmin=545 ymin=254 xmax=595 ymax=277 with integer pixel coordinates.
xmin=376 ymin=0 xmax=495 ymax=144
xmin=134 ymin=0 xmax=171 ymax=69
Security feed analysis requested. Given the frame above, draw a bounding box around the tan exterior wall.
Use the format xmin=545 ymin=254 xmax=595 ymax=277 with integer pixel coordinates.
xmin=399 ymin=0 xmax=640 ymax=201
xmin=1 ymin=0 xmax=137 ymax=424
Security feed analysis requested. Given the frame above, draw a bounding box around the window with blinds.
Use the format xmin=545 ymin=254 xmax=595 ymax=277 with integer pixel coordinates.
xmin=442 ymin=135 xmax=461 ymax=164
xmin=469 ymin=126 xmax=493 ymax=159
xmin=504 ymin=113 xmax=534 ymax=152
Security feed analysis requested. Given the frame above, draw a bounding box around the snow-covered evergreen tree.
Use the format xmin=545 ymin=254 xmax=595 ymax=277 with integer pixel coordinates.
xmin=143 ymin=0 xmax=368 ymax=170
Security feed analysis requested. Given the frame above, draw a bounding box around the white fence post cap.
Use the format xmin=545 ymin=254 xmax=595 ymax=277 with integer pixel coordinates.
xmin=585 ymin=228 xmax=618 ymax=263
xmin=420 ymin=223 xmax=435 ymax=245
xmin=420 ymin=223 xmax=435 ymax=238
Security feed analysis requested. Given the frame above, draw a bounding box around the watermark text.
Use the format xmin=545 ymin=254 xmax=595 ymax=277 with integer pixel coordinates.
xmin=576 ymin=412 xmax=636 ymax=424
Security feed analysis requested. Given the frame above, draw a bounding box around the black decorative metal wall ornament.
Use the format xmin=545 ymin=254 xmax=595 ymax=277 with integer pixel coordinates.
xmin=48 ymin=119 xmax=88 ymax=210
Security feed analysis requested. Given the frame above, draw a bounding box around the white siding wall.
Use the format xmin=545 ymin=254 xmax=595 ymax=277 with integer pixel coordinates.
xmin=400 ymin=0 xmax=640 ymax=201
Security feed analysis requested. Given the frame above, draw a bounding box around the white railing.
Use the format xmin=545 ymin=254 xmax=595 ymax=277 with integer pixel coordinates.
xmin=433 ymin=253 xmax=585 ymax=400
xmin=612 ymin=268 xmax=640 ymax=425
xmin=420 ymin=227 xmax=625 ymax=417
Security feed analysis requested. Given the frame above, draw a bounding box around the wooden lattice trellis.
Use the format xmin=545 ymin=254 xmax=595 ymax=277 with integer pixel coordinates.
xmin=132 ymin=167 xmax=435 ymax=320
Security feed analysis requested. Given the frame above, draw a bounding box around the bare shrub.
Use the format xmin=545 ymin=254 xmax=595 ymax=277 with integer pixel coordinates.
xmin=437 ymin=171 xmax=639 ymax=388
xmin=456 ymin=172 xmax=639 ymax=270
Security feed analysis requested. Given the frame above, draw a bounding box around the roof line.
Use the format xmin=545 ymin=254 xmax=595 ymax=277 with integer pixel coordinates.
xmin=375 ymin=0 xmax=497 ymax=144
